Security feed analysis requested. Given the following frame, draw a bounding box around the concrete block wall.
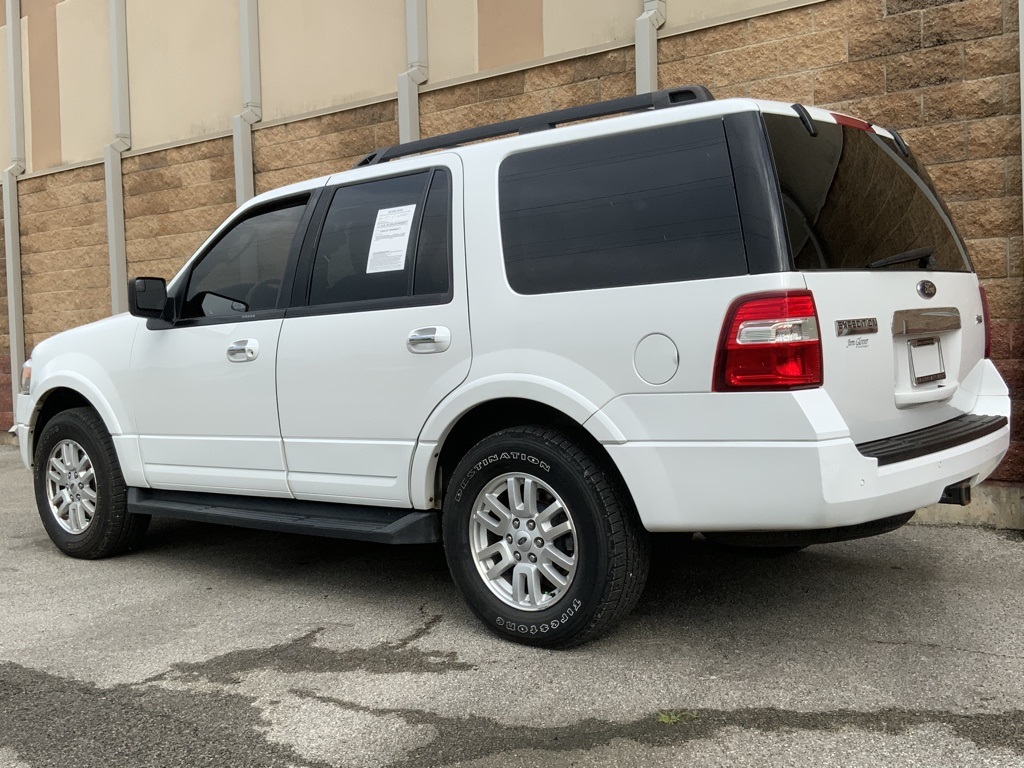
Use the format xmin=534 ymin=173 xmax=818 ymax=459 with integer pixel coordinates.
xmin=123 ymin=138 xmax=236 ymax=282
xmin=253 ymin=101 xmax=399 ymax=194
xmin=17 ymin=165 xmax=110 ymax=355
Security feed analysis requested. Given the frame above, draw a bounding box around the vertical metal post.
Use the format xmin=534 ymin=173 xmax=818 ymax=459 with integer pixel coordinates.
xmin=635 ymin=0 xmax=666 ymax=95
xmin=5 ymin=0 xmax=26 ymax=414
xmin=398 ymin=0 xmax=428 ymax=143
xmin=105 ymin=0 xmax=130 ymax=314
xmin=234 ymin=0 xmax=261 ymax=205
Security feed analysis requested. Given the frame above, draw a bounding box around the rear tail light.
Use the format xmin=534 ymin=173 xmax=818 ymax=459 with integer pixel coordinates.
xmin=979 ymin=284 xmax=991 ymax=358
xmin=714 ymin=291 xmax=823 ymax=391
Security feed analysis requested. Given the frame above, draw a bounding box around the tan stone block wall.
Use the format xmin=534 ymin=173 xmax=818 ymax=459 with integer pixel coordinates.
xmin=657 ymin=0 xmax=1023 ymax=481
xmin=252 ymin=101 xmax=399 ymax=194
xmin=123 ymin=138 xmax=235 ymax=282
xmin=18 ymin=164 xmax=110 ymax=354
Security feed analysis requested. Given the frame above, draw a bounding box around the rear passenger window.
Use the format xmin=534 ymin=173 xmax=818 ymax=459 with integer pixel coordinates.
xmin=308 ymin=169 xmax=451 ymax=307
xmin=499 ymin=119 xmax=746 ymax=294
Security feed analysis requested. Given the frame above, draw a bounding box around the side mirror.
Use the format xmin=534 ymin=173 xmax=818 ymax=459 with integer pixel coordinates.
xmin=128 ymin=277 xmax=168 ymax=319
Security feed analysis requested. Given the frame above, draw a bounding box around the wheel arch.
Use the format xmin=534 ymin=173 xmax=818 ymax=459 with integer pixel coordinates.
xmin=430 ymin=397 xmax=633 ymax=513
xmin=30 ymin=380 xmax=122 ymax=458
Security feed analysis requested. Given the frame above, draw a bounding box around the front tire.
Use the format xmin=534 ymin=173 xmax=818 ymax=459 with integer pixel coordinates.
xmin=33 ymin=407 xmax=149 ymax=558
xmin=443 ymin=426 xmax=649 ymax=648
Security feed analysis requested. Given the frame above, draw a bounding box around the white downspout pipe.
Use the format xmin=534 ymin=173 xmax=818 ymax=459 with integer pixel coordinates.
xmin=105 ymin=0 xmax=130 ymax=313
xmin=635 ymin=0 xmax=666 ymax=94
xmin=398 ymin=0 xmax=427 ymax=143
xmin=233 ymin=0 xmax=261 ymax=206
xmin=4 ymin=0 xmax=26 ymax=415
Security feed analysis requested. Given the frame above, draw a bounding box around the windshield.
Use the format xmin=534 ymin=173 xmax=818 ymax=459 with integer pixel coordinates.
xmin=764 ymin=112 xmax=971 ymax=272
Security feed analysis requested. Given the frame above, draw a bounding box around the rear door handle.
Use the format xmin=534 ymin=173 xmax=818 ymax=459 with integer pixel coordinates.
xmin=407 ymin=326 xmax=451 ymax=354
xmin=227 ymin=339 xmax=260 ymax=362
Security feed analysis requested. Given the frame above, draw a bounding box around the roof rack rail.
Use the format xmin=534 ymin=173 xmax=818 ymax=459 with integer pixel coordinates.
xmin=355 ymin=84 xmax=714 ymax=167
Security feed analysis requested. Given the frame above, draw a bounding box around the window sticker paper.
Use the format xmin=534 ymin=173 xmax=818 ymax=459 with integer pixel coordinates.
xmin=366 ymin=204 xmax=417 ymax=273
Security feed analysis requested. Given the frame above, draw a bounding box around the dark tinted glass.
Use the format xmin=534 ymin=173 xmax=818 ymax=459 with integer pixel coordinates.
xmin=413 ymin=172 xmax=451 ymax=296
xmin=764 ymin=113 xmax=970 ymax=272
xmin=499 ymin=119 xmax=746 ymax=294
xmin=309 ymin=172 xmax=429 ymax=306
xmin=183 ymin=199 xmax=307 ymax=319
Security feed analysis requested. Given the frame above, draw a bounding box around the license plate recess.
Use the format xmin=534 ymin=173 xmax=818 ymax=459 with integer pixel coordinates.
xmin=908 ymin=337 xmax=945 ymax=385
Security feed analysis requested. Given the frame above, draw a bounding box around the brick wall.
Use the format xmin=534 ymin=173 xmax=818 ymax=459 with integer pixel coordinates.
xmin=253 ymin=101 xmax=399 ymax=194
xmin=122 ymin=137 xmax=235 ymax=281
xmin=18 ymin=165 xmax=110 ymax=355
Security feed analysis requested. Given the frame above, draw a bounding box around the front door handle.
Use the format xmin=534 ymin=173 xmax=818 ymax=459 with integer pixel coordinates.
xmin=227 ymin=339 xmax=260 ymax=362
xmin=407 ymin=326 xmax=451 ymax=354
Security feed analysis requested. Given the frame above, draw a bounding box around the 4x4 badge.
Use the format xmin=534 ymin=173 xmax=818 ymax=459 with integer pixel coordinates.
xmin=835 ymin=318 xmax=878 ymax=336
xmin=917 ymin=280 xmax=937 ymax=299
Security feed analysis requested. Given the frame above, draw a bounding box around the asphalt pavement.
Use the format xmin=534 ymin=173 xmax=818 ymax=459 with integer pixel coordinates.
xmin=1 ymin=444 xmax=1023 ymax=767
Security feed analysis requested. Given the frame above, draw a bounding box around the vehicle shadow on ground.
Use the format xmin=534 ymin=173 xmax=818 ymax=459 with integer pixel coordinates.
xmin=132 ymin=518 xmax=935 ymax=648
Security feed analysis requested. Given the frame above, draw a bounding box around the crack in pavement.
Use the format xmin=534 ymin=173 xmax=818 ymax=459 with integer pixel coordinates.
xmin=147 ymin=612 xmax=473 ymax=685
xmin=293 ymin=690 xmax=1024 ymax=768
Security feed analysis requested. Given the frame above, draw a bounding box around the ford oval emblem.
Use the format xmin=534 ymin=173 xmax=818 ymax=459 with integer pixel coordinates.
xmin=917 ymin=280 xmax=937 ymax=299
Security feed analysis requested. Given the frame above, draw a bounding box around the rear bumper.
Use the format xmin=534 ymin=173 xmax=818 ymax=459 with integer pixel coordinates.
xmin=597 ymin=360 xmax=1011 ymax=533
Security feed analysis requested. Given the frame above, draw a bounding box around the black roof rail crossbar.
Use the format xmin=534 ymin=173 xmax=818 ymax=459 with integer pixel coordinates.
xmin=355 ymin=85 xmax=714 ymax=167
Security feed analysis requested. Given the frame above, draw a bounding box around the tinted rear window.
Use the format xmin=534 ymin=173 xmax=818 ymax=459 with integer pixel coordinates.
xmin=499 ymin=119 xmax=747 ymax=294
xmin=764 ymin=113 xmax=970 ymax=272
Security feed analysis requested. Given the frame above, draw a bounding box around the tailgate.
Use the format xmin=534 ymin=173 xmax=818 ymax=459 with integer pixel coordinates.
xmin=762 ymin=106 xmax=985 ymax=444
xmin=803 ymin=270 xmax=985 ymax=443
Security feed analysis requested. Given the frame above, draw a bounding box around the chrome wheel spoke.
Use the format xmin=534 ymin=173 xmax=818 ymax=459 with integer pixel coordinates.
xmin=474 ymin=505 xmax=508 ymax=535
xmin=540 ymin=562 xmax=568 ymax=588
xmin=81 ymin=484 xmax=97 ymax=503
xmin=540 ymin=545 xmax=574 ymax=571
xmin=511 ymin=564 xmax=544 ymax=607
xmin=485 ymin=554 xmax=514 ymax=580
xmin=544 ymin=521 xmax=572 ymax=541
xmin=536 ymin=499 xmax=563 ymax=527
xmin=507 ymin=476 xmax=524 ymax=515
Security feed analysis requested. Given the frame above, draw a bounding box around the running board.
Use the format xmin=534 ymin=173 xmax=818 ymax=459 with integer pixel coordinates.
xmin=127 ymin=488 xmax=440 ymax=545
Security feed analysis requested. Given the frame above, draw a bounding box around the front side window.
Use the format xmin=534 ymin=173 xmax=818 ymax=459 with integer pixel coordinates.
xmin=308 ymin=169 xmax=451 ymax=307
xmin=183 ymin=198 xmax=308 ymax=319
xmin=499 ymin=119 xmax=747 ymax=294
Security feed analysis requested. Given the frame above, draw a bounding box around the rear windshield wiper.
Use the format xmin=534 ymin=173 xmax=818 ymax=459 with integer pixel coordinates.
xmin=867 ymin=246 xmax=935 ymax=269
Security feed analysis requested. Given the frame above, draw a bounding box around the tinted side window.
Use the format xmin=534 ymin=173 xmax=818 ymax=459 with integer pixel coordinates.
xmin=499 ymin=119 xmax=746 ymax=294
xmin=309 ymin=171 xmax=452 ymax=307
xmin=183 ymin=199 xmax=308 ymax=319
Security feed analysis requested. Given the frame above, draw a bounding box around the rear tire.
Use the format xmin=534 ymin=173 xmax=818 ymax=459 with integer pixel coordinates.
xmin=443 ymin=426 xmax=649 ymax=648
xmin=33 ymin=407 xmax=149 ymax=559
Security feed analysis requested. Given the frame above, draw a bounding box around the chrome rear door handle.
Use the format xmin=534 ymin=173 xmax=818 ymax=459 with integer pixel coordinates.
xmin=407 ymin=326 xmax=451 ymax=354
xmin=227 ymin=339 xmax=260 ymax=362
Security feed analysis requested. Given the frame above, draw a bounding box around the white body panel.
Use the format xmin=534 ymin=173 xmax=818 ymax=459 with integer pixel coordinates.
xmin=277 ymin=302 xmax=472 ymax=504
xmin=276 ymin=155 xmax=471 ymax=504
xmin=128 ymin=319 xmax=289 ymax=495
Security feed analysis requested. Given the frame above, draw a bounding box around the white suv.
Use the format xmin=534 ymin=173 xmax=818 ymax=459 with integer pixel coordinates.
xmin=15 ymin=87 xmax=1010 ymax=647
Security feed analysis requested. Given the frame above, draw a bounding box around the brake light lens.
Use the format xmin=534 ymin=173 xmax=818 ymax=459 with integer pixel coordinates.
xmin=714 ymin=291 xmax=823 ymax=391
xmin=979 ymin=284 xmax=991 ymax=358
